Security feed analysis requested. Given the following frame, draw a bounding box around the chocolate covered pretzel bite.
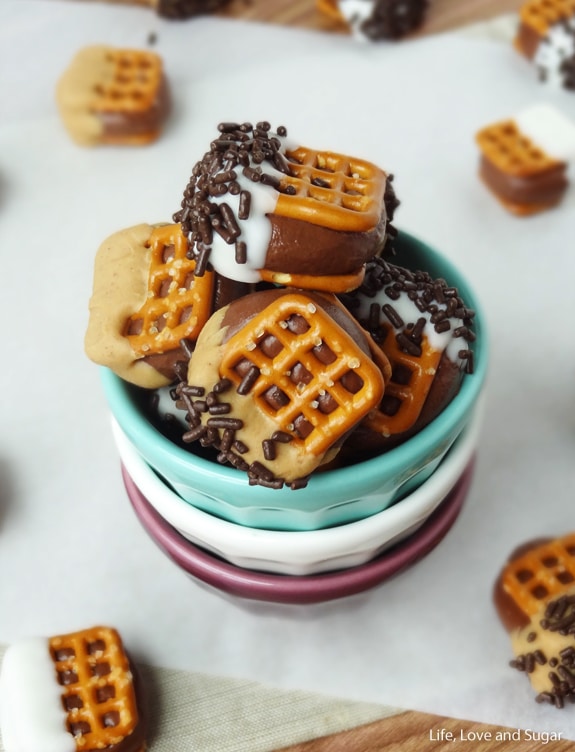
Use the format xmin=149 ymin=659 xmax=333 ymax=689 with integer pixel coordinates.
xmin=338 ymin=256 xmax=475 ymax=457
xmin=173 ymin=121 xmax=398 ymax=293
xmin=494 ymin=534 xmax=575 ymax=708
xmin=173 ymin=287 xmax=389 ymax=488
xmin=56 ymin=46 xmax=169 ymax=147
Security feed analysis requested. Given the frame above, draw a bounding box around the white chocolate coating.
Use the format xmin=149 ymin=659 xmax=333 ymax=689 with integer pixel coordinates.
xmin=198 ymin=131 xmax=297 ymax=284
xmin=534 ymin=23 xmax=575 ymax=88
xmin=515 ymin=103 xmax=575 ymax=162
xmin=0 ymin=638 xmax=74 ymax=752
xmin=339 ymin=0 xmax=373 ymax=39
xmin=352 ymin=288 xmax=467 ymax=365
xmin=208 ymin=170 xmax=278 ymax=284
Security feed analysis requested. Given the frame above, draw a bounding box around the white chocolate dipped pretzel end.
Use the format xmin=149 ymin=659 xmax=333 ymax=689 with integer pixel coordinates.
xmin=0 ymin=626 xmax=146 ymax=752
xmin=476 ymin=104 xmax=575 ymax=215
xmin=316 ymin=0 xmax=430 ymax=40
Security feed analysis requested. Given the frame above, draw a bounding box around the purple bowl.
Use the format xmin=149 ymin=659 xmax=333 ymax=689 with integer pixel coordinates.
xmin=122 ymin=458 xmax=475 ymax=605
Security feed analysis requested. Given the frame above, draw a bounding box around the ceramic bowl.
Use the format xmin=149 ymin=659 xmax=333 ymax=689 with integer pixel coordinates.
xmin=123 ymin=460 xmax=475 ymax=605
xmin=114 ymin=404 xmax=480 ymax=575
xmin=101 ymin=230 xmax=488 ymax=532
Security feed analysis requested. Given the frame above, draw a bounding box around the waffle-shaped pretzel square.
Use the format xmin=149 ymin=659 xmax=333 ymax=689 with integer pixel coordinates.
xmin=475 ymin=105 xmax=575 ymax=215
xmin=276 ymin=146 xmax=387 ymax=233
xmin=497 ymin=534 xmax=575 ymax=625
xmin=220 ymin=293 xmax=385 ymax=456
xmin=85 ymin=222 xmax=214 ymax=388
xmin=363 ymin=325 xmax=442 ymax=437
xmin=56 ymin=45 xmax=169 ymax=146
xmin=0 ymin=626 xmax=146 ymax=752
xmin=125 ymin=224 xmax=213 ymax=357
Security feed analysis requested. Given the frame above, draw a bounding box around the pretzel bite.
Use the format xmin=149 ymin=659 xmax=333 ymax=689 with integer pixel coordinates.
xmin=173 ymin=288 xmax=389 ymax=488
xmin=514 ymin=0 xmax=575 ymax=91
xmin=0 ymin=626 xmax=146 ymax=752
xmin=56 ymin=45 xmax=169 ymax=147
xmin=316 ymin=0 xmax=429 ymax=41
xmin=85 ymin=222 xmax=256 ymax=388
xmin=475 ymin=104 xmax=575 ymax=216
xmin=337 ymin=257 xmax=475 ymax=459
xmin=494 ymin=534 xmax=575 ymax=708
xmin=173 ymin=121 xmax=399 ymax=293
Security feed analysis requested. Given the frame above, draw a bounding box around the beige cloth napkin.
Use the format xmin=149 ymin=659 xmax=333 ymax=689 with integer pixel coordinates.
xmin=0 ymin=644 xmax=401 ymax=751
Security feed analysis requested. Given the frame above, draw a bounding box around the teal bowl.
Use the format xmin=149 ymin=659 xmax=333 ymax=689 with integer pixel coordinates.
xmin=101 ymin=231 xmax=488 ymax=531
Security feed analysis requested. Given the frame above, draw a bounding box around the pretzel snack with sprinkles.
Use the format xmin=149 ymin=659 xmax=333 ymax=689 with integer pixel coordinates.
xmin=178 ymin=288 xmax=388 ymax=488
xmin=337 ymin=256 xmax=475 ymax=458
xmin=173 ymin=121 xmax=397 ymax=292
xmin=316 ymin=0 xmax=430 ymax=41
xmin=515 ymin=0 xmax=575 ymax=89
xmin=494 ymin=534 xmax=575 ymax=708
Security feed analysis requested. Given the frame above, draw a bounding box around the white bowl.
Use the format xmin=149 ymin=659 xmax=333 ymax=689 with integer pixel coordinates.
xmin=113 ymin=406 xmax=481 ymax=576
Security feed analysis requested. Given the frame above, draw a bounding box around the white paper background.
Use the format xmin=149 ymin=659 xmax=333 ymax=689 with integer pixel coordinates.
xmin=1 ymin=0 xmax=575 ymax=739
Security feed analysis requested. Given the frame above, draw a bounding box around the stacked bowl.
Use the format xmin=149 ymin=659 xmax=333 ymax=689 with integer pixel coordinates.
xmin=102 ymin=232 xmax=488 ymax=605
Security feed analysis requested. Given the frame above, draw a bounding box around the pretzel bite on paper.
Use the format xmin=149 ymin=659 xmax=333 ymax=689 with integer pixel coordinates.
xmin=494 ymin=534 xmax=575 ymax=708
xmin=173 ymin=121 xmax=399 ymax=293
xmin=56 ymin=45 xmax=169 ymax=146
xmin=174 ymin=288 xmax=390 ymax=488
xmin=475 ymin=104 xmax=575 ymax=216
xmin=0 ymin=626 xmax=146 ymax=752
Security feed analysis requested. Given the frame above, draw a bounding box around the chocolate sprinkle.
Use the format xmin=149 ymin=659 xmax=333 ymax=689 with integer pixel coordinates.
xmin=174 ymin=122 xmax=292 ymax=276
xmin=512 ymin=593 xmax=575 ymax=708
xmin=340 ymin=256 xmax=476 ymax=373
xmin=170 ymin=373 xmax=309 ymax=490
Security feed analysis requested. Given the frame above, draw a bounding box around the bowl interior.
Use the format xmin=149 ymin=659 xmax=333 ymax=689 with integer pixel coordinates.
xmin=101 ymin=230 xmax=488 ymax=530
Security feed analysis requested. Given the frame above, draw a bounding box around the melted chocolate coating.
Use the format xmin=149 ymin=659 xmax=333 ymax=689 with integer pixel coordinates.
xmin=265 ymin=213 xmax=387 ymax=276
xmin=220 ymin=287 xmax=373 ymax=358
xmin=479 ymin=155 xmax=568 ymax=209
xmin=98 ymin=76 xmax=170 ymax=140
xmin=337 ymin=352 xmax=462 ymax=463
